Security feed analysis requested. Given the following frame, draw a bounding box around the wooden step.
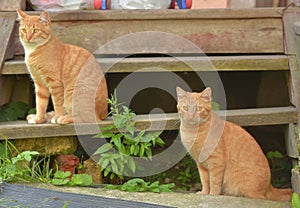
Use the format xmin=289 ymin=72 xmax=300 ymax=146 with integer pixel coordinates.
xmin=2 ymin=55 xmax=289 ymax=75
xmin=0 ymin=106 xmax=297 ymax=140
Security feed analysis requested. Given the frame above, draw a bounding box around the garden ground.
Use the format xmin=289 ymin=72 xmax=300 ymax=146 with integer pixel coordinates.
xmin=25 ymin=183 xmax=291 ymax=208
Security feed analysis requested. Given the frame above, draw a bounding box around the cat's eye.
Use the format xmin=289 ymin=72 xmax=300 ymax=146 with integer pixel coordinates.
xmin=33 ymin=29 xmax=39 ymax=33
xmin=182 ymin=106 xmax=188 ymax=111
xmin=196 ymin=106 xmax=202 ymax=111
xmin=21 ymin=28 xmax=27 ymax=33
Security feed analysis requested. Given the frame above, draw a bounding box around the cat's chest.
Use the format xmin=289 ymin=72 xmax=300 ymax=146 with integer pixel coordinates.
xmin=180 ymin=127 xmax=202 ymax=148
xmin=23 ymin=43 xmax=39 ymax=62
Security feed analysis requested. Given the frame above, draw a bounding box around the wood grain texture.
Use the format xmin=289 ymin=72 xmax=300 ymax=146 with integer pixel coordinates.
xmin=0 ymin=106 xmax=297 ymax=139
xmin=284 ymin=124 xmax=299 ymax=159
xmin=0 ymin=13 xmax=16 ymax=70
xmin=0 ymin=0 xmax=25 ymax=11
xmin=2 ymin=55 xmax=290 ymax=75
xmin=283 ymin=11 xmax=300 ymax=55
xmin=25 ymin=8 xmax=284 ymax=21
xmin=11 ymin=8 xmax=285 ymax=55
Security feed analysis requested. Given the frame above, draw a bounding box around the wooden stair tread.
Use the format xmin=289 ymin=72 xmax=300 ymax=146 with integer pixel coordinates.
xmin=0 ymin=106 xmax=297 ymax=140
xmin=2 ymin=55 xmax=289 ymax=75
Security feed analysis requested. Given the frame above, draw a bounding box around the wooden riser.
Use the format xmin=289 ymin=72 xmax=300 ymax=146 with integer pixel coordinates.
xmin=0 ymin=106 xmax=297 ymax=140
xmin=9 ymin=8 xmax=285 ymax=56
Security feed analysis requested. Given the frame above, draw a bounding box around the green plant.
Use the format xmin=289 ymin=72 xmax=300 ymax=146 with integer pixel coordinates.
xmin=176 ymin=157 xmax=199 ymax=184
xmin=93 ymin=91 xmax=165 ymax=181
xmin=266 ymin=151 xmax=284 ymax=169
xmin=0 ymin=135 xmax=41 ymax=182
xmin=0 ymin=101 xmax=30 ymax=122
xmin=51 ymin=170 xmax=92 ymax=186
xmin=292 ymin=192 xmax=300 ymax=208
xmin=106 ymin=178 xmax=174 ymax=193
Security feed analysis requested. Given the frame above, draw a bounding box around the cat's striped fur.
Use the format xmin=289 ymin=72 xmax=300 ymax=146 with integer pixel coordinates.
xmin=17 ymin=9 xmax=108 ymax=124
xmin=176 ymin=87 xmax=292 ymax=201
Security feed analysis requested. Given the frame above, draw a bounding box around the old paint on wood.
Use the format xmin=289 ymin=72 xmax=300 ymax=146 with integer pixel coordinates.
xmin=12 ymin=8 xmax=284 ymax=55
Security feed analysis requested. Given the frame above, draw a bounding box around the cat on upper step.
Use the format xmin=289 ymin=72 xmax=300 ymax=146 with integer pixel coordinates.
xmin=17 ymin=9 xmax=108 ymax=124
xmin=176 ymin=87 xmax=292 ymax=201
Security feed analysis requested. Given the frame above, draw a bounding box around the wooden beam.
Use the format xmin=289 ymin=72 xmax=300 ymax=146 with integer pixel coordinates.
xmin=0 ymin=106 xmax=297 ymax=140
xmin=2 ymin=55 xmax=290 ymax=75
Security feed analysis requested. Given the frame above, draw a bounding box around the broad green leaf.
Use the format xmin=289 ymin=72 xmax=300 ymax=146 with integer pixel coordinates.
xmin=70 ymin=174 xmax=92 ymax=186
xmin=93 ymin=132 xmax=115 ymax=139
xmin=292 ymin=192 xmax=300 ymax=208
xmin=139 ymin=145 xmax=145 ymax=158
xmin=112 ymin=134 xmax=122 ymax=150
xmin=130 ymin=145 xmax=135 ymax=155
xmin=266 ymin=151 xmax=284 ymax=159
xmin=100 ymin=158 xmax=110 ymax=170
xmin=51 ymin=178 xmax=69 ymax=186
xmin=54 ymin=171 xmax=71 ymax=179
xmin=127 ymin=156 xmax=136 ymax=173
xmin=93 ymin=143 xmax=113 ymax=155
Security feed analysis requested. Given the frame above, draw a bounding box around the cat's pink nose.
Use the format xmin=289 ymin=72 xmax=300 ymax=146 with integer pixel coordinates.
xmin=26 ymin=34 xmax=33 ymax=42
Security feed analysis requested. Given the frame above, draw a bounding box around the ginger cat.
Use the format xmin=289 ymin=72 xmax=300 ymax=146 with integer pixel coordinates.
xmin=17 ymin=9 xmax=108 ymax=124
xmin=176 ymin=87 xmax=292 ymax=201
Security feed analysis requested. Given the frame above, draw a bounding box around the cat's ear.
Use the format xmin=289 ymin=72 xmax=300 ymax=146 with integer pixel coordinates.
xmin=16 ymin=9 xmax=27 ymax=21
xmin=176 ymin=87 xmax=187 ymax=100
xmin=200 ymin=87 xmax=212 ymax=103
xmin=39 ymin=11 xmax=51 ymax=26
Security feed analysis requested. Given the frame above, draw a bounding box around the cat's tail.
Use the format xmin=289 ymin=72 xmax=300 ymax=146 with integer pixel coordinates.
xmin=266 ymin=186 xmax=292 ymax=201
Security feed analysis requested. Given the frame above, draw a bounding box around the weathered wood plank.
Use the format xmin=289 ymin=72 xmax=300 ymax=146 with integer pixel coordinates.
xmin=0 ymin=13 xmax=16 ymax=70
xmin=288 ymin=56 xmax=300 ymax=113
xmin=292 ymin=170 xmax=300 ymax=195
xmin=12 ymin=8 xmax=285 ymax=55
xmin=24 ymin=8 xmax=284 ymax=21
xmin=284 ymin=124 xmax=299 ymax=159
xmin=0 ymin=106 xmax=297 ymax=140
xmin=283 ymin=10 xmax=300 ymax=55
xmin=0 ymin=0 xmax=25 ymax=11
xmin=48 ymin=18 xmax=285 ymax=54
xmin=2 ymin=55 xmax=290 ymax=75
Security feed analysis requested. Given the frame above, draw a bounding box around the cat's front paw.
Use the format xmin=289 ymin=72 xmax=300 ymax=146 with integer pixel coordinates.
xmin=26 ymin=114 xmax=46 ymax=124
xmin=196 ymin=190 xmax=209 ymax=195
xmin=51 ymin=115 xmax=73 ymax=124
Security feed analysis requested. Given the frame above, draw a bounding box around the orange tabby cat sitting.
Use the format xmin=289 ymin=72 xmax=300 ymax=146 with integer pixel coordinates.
xmin=176 ymin=87 xmax=292 ymax=201
xmin=17 ymin=9 xmax=108 ymax=124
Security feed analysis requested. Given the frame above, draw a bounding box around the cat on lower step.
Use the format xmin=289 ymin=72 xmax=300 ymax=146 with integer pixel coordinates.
xmin=176 ymin=87 xmax=292 ymax=201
